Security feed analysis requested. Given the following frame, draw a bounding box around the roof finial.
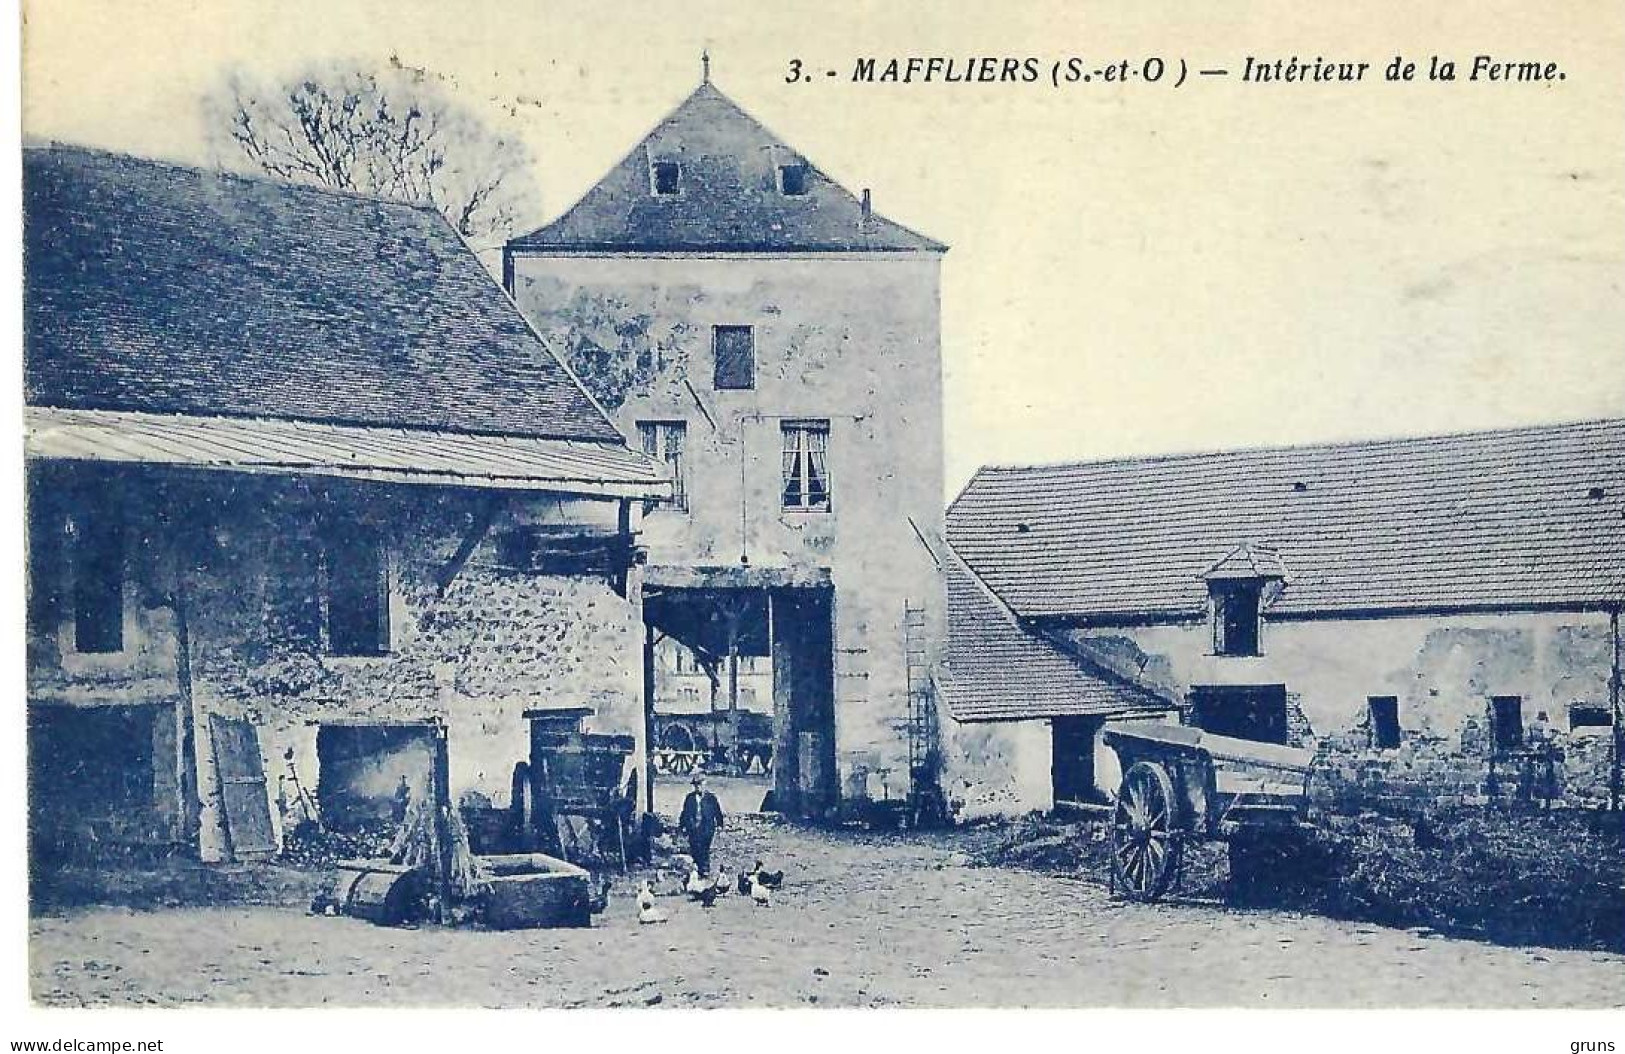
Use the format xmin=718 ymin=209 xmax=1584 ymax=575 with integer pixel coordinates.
xmin=701 ymin=49 xmax=711 ymax=84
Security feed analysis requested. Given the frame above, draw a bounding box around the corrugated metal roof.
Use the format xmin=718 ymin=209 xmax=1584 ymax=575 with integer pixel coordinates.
xmin=941 ymin=544 xmax=1175 ymax=723
xmin=25 ymin=145 xmax=624 ymax=443
xmin=947 ymin=419 xmax=1625 ymax=622
xmin=25 ymin=408 xmax=672 ymax=500
xmin=508 ymin=83 xmax=945 ymax=255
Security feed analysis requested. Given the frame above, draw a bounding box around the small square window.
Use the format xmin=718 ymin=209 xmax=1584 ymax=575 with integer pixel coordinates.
xmin=713 ymin=325 xmax=755 ymax=390
xmin=652 ymin=161 xmax=681 ymax=195
xmin=1368 ymin=696 xmax=1401 ymax=750
xmin=779 ymin=164 xmax=808 ymax=196
xmin=782 ymin=420 xmax=831 ymax=512
xmin=1490 ymin=695 xmax=1524 ymax=754
xmin=327 ymin=527 xmax=389 ymax=657
xmin=637 ymin=420 xmax=688 ymax=512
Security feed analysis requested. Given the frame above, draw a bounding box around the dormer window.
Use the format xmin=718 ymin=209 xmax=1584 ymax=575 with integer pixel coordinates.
xmin=778 ymin=164 xmax=808 ymax=196
xmin=1202 ymin=543 xmax=1286 ymax=658
xmin=1210 ymin=582 xmax=1263 ymax=657
xmin=652 ymin=161 xmax=681 ymax=196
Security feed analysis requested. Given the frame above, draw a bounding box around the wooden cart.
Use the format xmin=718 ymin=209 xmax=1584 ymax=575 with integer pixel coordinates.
xmin=1102 ymin=723 xmax=1316 ymax=900
xmin=522 ymin=709 xmax=636 ymax=873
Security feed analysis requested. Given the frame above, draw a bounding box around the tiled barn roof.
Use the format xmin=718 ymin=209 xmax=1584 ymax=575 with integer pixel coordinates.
xmin=507 ymin=82 xmax=944 ymax=254
xmin=941 ymin=545 xmax=1176 ymax=723
xmin=25 ymin=145 xmax=624 ymax=444
xmin=947 ymin=419 xmax=1625 ymax=622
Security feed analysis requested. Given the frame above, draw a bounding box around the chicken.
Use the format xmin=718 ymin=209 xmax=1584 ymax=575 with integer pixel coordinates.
xmin=686 ymin=868 xmax=721 ymax=907
xmin=712 ymin=867 xmax=733 ymax=896
xmin=636 ymin=880 xmax=668 ymax=924
xmin=746 ymin=860 xmax=785 ymax=890
xmin=749 ymin=874 xmax=771 ymax=907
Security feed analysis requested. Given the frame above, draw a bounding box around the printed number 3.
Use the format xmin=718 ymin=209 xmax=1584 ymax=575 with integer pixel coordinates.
xmin=785 ymin=58 xmax=804 ymax=83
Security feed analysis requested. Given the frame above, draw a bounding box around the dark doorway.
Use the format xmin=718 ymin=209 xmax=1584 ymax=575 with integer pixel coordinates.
xmin=1189 ymin=684 xmax=1289 ymax=744
xmin=1051 ymin=715 xmax=1103 ymax=805
xmin=28 ymin=702 xmax=175 ymax=860
xmin=771 ymin=587 xmax=838 ymax=816
xmin=316 ymin=723 xmax=437 ymax=831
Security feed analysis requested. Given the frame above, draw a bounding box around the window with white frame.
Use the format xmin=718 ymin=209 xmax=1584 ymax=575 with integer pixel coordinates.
xmin=781 ymin=420 xmax=831 ymax=512
xmin=637 ymin=420 xmax=688 ymax=512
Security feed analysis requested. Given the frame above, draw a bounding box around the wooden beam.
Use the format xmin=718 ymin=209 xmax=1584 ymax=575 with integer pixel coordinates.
xmin=434 ymin=496 xmax=505 ymax=598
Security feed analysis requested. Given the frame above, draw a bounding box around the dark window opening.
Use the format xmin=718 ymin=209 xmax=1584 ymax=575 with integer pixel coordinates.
xmin=713 ymin=325 xmax=755 ymax=390
xmin=1569 ymin=702 xmax=1613 ymax=728
xmin=637 ymin=420 xmax=688 ymax=512
xmin=1368 ymin=696 xmax=1401 ymax=749
xmin=327 ymin=528 xmax=389 ymax=657
xmin=652 ymin=161 xmax=681 ymax=195
xmin=1490 ymin=695 xmax=1524 ymax=754
xmin=779 ymin=164 xmax=809 ymax=196
xmin=1189 ymin=684 xmax=1289 ymax=745
xmin=1211 ymin=582 xmax=1262 ymax=656
xmin=782 ymin=421 xmax=831 ymax=512
xmin=72 ymin=508 xmax=124 ymax=653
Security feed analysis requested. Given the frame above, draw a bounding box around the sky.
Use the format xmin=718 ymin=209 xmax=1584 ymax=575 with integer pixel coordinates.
xmin=20 ymin=0 xmax=1625 ymax=497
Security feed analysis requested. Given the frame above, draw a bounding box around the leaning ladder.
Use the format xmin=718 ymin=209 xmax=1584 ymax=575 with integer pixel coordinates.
xmin=904 ymin=602 xmax=939 ymax=801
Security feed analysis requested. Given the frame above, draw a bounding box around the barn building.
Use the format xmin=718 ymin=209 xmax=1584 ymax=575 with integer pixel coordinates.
xmin=941 ymin=421 xmax=1625 ymax=818
xmin=24 ymin=145 xmax=668 ymax=865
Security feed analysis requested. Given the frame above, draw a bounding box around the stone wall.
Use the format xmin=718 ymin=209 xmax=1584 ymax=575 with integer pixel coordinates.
xmin=27 ymin=463 xmax=645 ymax=862
xmin=508 ymin=252 xmax=947 ymax=795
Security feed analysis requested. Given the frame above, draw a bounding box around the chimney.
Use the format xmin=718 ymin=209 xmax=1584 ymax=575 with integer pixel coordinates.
xmin=861 ymin=188 xmax=871 ymax=218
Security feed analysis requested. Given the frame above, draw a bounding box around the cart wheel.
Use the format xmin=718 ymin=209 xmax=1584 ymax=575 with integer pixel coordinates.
xmin=1112 ymin=761 xmax=1183 ymax=901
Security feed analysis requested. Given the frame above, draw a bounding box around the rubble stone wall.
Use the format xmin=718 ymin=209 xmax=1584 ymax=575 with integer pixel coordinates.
xmin=27 ymin=466 xmax=645 ymax=862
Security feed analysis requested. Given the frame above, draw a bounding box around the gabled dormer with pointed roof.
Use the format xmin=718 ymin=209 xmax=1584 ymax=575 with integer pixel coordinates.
xmin=507 ymin=81 xmax=945 ymax=256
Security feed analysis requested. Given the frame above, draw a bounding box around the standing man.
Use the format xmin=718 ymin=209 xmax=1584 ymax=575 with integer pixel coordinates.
xmin=679 ymin=773 xmax=725 ymax=875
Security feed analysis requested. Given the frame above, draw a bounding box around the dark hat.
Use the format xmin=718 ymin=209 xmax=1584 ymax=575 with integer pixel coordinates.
xmin=690 ymin=773 xmax=705 ymax=786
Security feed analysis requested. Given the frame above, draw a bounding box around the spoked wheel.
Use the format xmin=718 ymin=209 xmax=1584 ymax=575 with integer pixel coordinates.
xmin=1112 ymin=761 xmax=1183 ymax=901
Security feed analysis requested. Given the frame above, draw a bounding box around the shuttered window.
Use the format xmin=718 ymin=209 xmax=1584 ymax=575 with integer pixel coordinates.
xmin=781 ymin=420 xmax=831 ymax=512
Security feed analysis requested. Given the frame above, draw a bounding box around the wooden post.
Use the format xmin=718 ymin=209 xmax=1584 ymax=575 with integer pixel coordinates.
xmin=1610 ymin=608 xmax=1621 ymax=813
xmin=172 ymin=511 xmax=203 ymax=859
xmin=431 ymin=723 xmax=453 ymax=923
xmin=643 ymin=621 xmax=657 ymax=814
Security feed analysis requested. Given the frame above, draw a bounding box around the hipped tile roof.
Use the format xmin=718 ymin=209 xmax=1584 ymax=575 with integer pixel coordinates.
xmin=941 ymin=544 xmax=1176 ymax=723
xmin=507 ymin=82 xmax=944 ymax=255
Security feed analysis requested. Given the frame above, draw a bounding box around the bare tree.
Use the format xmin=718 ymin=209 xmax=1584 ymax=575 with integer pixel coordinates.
xmin=209 ymin=60 xmax=539 ymax=248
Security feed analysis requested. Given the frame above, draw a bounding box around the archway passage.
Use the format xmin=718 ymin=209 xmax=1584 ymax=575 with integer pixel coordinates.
xmin=641 ymin=568 xmax=836 ymax=819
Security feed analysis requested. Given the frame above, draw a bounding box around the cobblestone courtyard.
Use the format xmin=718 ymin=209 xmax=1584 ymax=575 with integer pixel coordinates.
xmin=30 ymin=816 xmax=1625 ymax=1009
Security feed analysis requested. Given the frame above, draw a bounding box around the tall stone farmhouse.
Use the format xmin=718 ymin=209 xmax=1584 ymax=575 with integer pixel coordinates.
xmin=24 ymin=146 xmax=668 ymax=864
xmin=504 ymin=79 xmax=948 ymax=816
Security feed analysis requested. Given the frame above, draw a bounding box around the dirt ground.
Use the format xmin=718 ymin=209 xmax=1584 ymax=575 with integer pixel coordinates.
xmin=29 ymin=815 xmax=1625 ymax=1009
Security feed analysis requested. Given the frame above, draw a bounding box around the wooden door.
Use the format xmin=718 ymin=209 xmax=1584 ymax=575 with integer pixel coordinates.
xmin=208 ymin=714 xmax=277 ymax=860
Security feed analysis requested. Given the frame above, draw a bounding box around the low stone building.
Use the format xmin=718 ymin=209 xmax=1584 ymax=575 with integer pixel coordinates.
xmin=24 ymin=146 xmax=668 ymax=864
xmin=942 ymin=420 xmax=1624 ymax=818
